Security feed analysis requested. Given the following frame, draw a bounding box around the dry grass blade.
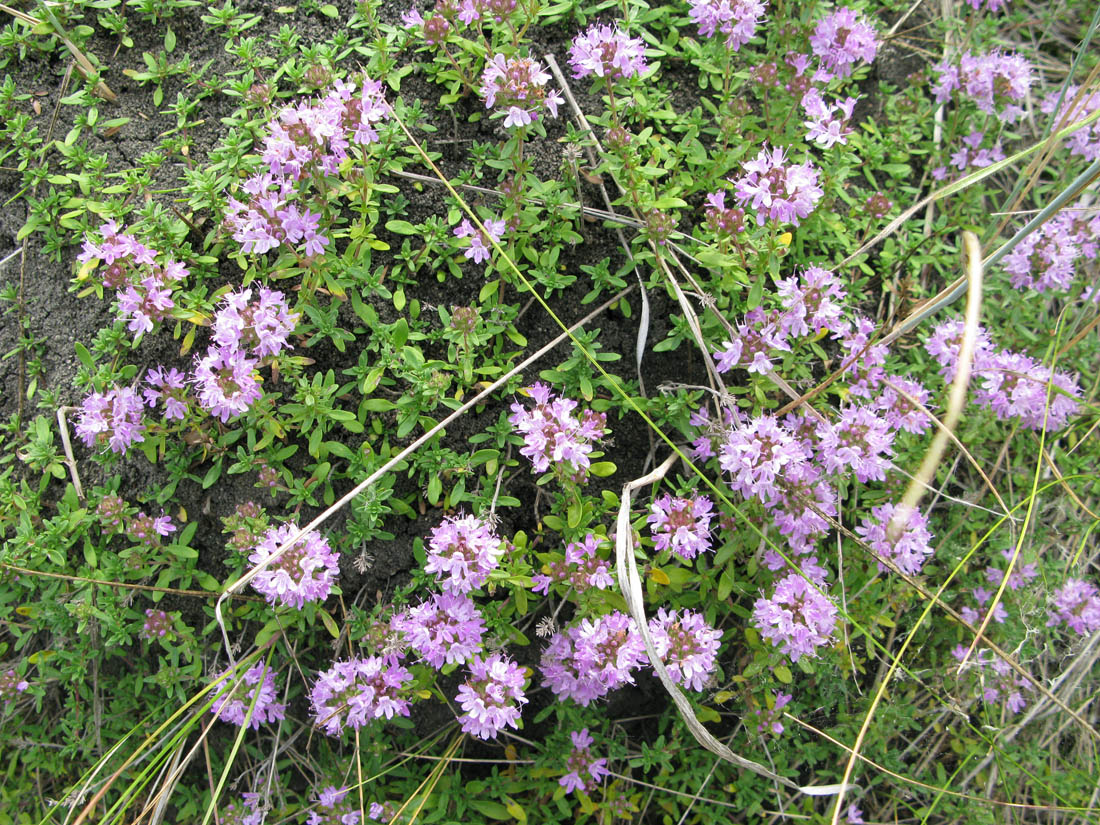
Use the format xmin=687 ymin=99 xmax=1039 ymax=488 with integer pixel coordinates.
xmin=827 ymin=232 xmax=979 ymax=823
xmin=892 ymin=231 xmax=983 ymax=534
xmin=13 ymin=2 xmax=118 ymax=101
xmin=613 ymin=454 xmax=853 ymax=797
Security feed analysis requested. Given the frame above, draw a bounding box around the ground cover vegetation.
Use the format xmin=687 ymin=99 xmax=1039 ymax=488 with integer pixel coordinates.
xmin=0 ymin=0 xmax=1098 ymax=821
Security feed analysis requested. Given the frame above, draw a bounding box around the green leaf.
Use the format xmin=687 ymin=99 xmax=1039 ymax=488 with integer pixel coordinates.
xmin=774 ymin=665 xmax=793 ymax=684
xmin=164 ymin=27 xmax=175 ymax=53
xmin=589 ymin=461 xmax=616 ymax=478
xmin=385 ymin=219 xmax=417 ymax=235
xmin=747 ymin=276 xmax=764 ymax=310
xmin=319 ymin=3 xmax=338 ymax=16
xmin=696 ymin=706 xmax=721 ymax=724
xmin=75 ymin=342 xmax=95 ymax=370
xmin=319 ymin=608 xmax=340 ymax=639
xmin=567 ymin=500 xmax=582 ymax=529
xmin=468 ymin=800 xmax=510 ymax=820
xmin=202 ymin=461 xmax=223 ymax=489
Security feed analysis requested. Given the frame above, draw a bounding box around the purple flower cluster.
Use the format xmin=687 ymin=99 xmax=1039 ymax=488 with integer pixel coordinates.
xmin=226 ymin=76 xmax=389 ymax=257
xmin=687 ymin=0 xmax=767 ymax=52
xmin=809 ymin=6 xmax=880 ymax=81
xmin=509 ymin=382 xmax=606 ymax=482
xmin=310 ymin=657 xmax=413 ymax=736
xmin=569 ymin=23 xmax=647 ymax=80
xmin=248 ymin=523 xmax=340 ymax=609
xmin=1041 ymin=85 xmax=1100 ymax=161
xmin=985 ymin=548 xmax=1039 ymax=591
xmin=75 ymin=385 xmax=146 ymax=455
xmin=648 ymin=608 xmax=721 ymax=691
xmin=703 ymin=190 xmax=746 ymax=239
xmin=713 ymin=307 xmax=790 ymax=374
xmin=966 ymin=0 xmax=1010 ymax=10
xmin=753 ymin=690 xmax=792 ymax=736
xmin=141 ymin=608 xmax=173 ymax=640
xmin=801 ymin=89 xmax=858 ymax=149
xmin=192 ymin=345 xmax=263 ymax=423
xmin=711 ymin=265 xmax=848 ymax=376
xmin=307 ymin=786 xmax=361 ymax=825
xmin=752 ymin=572 xmax=838 ymax=662
xmin=210 ymin=663 xmax=287 ymax=729
xmin=559 ymin=729 xmax=609 ymax=795
xmin=647 ymin=494 xmax=714 ymax=561
xmin=719 ymin=414 xmax=812 ymax=505
xmin=453 ymin=216 xmax=505 ymax=265
xmin=143 ymin=366 xmax=190 ymax=422
xmin=479 ymin=54 xmax=563 ymax=128
xmin=456 ymin=652 xmax=528 ymax=739
xmin=78 ymin=221 xmax=189 ymax=338
xmin=425 ymin=513 xmax=503 ymax=594
xmin=1002 ymin=212 xmax=1098 ymax=293
xmin=1047 ymin=579 xmax=1100 ymax=636
xmin=959 ymin=587 xmax=1008 ymax=626
xmin=933 ymin=50 xmax=1032 ymax=123
xmin=983 ymin=351 xmax=1076 ymax=428
xmin=731 ymin=144 xmax=824 ymax=227
xmin=540 ymin=611 xmax=647 ymax=706
xmin=925 ymin=319 xmax=1083 ymax=431
xmin=776 ymin=265 xmax=848 ymax=338
xmin=390 ymin=591 xmax=485 ymax=668
xmin=213 ymin=287 xmax=299 ymax=358
xmin=856 ymin=503 xmax=934 ymax=576
xmin=815 ymin=404 xmax=895 ymax=483
xmin=193 ymin=287 xmax=298 ymax=423
xmin=96 ymin=493 xmax=130 ymax=531
xmin=221 ymin=793 xmax=266 ymax=825
xmin=532 ymin=533 xmax=614 ymax=594
xmin=952 ymin=646 xmax=1030 ymax=713
xmin=931 ymin=130 xmax=1006 ymax=181
xmin=127 ymin=510 xmax=176 ymax=548
xmin=402 ymin=0 xmax=517 ymax=41
xmin=0 ymin=669 xmax=29 ymax=700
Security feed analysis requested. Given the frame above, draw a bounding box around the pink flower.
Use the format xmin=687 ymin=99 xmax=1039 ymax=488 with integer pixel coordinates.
xmin=532 ymin=533 xmax=614 ymax=594
xmin=569 ymin=23 xmax=648 ymax=80
xmin=248 ymin=523 xmax=340 ymax=609
xmin=1048 ymin=579 xmax=1100 ymax=636
xmin=688 ymin=0 xmax=767 ymax=51
xmin=732 ymin=145 xmax=823 ymax=226
xmin=540 ymin=612 xmax=647 ymax=705
xmin=509 ymin=382 xmax=606 ymax=482
xmin=648 ymin=608 xmax=721 ymax=691
xmin=75 ymin=385 xmax=146 ymax=455
xmin=425 ymin=514 xmax=503 ymax=594
xmin=193 ymin=345 xmax=262 ymax=422
xmin=213 ymin=287 xmax=300 ymax=357
xmin=559 ymin=728 xmax=609 ymax=794
xmin=809 ymin=6 xmax=879 ymax=80
xmin=310 ymin=657 xmax=413 ymax=736
xmin=752 ymin=573 xmax=837 ymax=662
xmin=391 ymin=591 xmax=486 ymax=668
xmin=647 ymin=494 xmax=714 ymax=561
xmin=456 ymin=653 xmax=528 ymax=739
xmin=856 ymin=503 xmax=934 ymax=576
xmin=453 ymin=217 xmax=505 ymax=265
xmin=479 ymin=54 xmax=563 ymax=127
xmin=210 ymin=663 xmax=287 ymax=729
